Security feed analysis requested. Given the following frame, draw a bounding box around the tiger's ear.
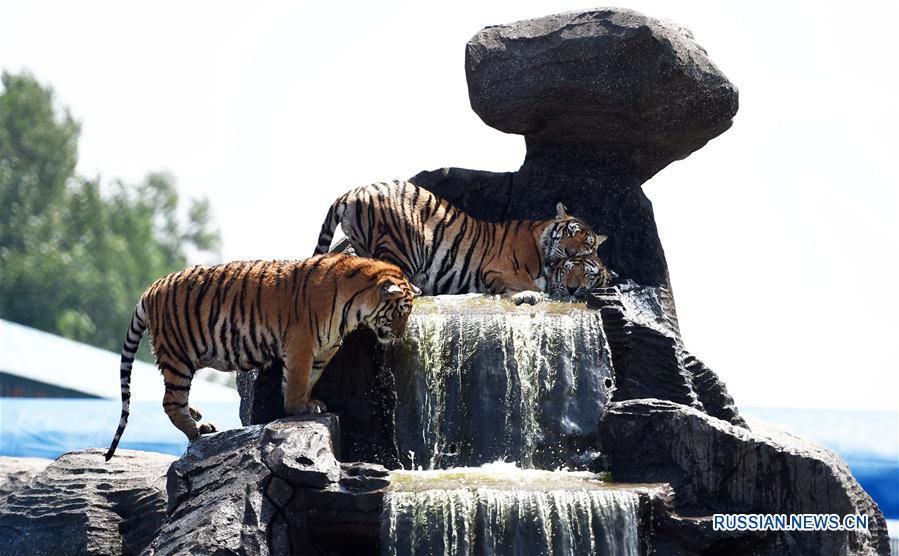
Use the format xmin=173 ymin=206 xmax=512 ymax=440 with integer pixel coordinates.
xmin=595 ymin=234 xmax=608 ymax=246
xmin=556 ymin=202 xmax=569 ymax=219
xmin=381 ymin=282 xmax=405 ymax=300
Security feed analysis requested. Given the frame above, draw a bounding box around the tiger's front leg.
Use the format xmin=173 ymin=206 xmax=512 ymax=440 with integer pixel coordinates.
xmin=282 ymin=338 xmax=326 ymax=415
xmin=483 ymin=263 xmax=544 ymax=306
xmin=506 ymin=290 xmax=542 ymax=306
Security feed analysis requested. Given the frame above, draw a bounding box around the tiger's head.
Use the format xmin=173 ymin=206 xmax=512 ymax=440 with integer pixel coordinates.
xmin=548 ymin=203 xmax=607 ymax=261
xmin=360 ymin=266 xmax=421 ymax=344
xmin=549 ymin=255 xmax=613 ymax=299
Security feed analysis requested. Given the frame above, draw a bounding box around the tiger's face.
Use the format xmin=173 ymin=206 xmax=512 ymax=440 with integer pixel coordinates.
xmin=366 ymin=276 xmax=420 ymax=344
xmin=550 ymin=203 xmax=607 ymax=261
xmin=549 ymin=255 xmax=613 ymax=299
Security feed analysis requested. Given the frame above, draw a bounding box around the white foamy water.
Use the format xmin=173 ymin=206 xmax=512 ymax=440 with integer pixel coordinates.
xmin=391 ymin=295 xmax=613 ymax=470
xmin=381 ymin=462 xmax=641 ymax=556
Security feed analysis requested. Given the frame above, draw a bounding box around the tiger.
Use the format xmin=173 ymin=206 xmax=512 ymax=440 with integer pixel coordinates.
xmin=548 ymin=254 xmax=615 ymax=300
xmin=105 ymin=253 xmax=419 ymax=460
xmin=313 ymin=180 xmax=605 ymax=305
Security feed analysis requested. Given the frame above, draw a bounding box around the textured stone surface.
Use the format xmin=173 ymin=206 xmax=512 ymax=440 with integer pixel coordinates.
xmin=588 ymin=283 xmax=745 ymax=427
xmin=466 ymin=8 xmax=738 ymax=182
xmin=238 ymin=328 xmax=400 ymax=468
xmin=146 ymin=417 xmax=386 ymax=556
xmin=598 ymin=399 xmax=891 ymax=555
xmin=0 ymin=456 xmax=51 ymax=504
xmin=0 ymin=449 xmax=173 ymax=556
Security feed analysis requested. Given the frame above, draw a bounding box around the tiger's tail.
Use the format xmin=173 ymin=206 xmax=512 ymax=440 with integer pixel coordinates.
xmin=105 ymin=300 xmax=147 ymax=461
xmin=314 ymin=195 xmax=348 ymax=255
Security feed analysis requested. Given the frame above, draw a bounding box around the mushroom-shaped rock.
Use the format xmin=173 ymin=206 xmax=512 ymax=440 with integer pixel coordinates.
xmin=466 ymin=8 xmax=738 ymax=181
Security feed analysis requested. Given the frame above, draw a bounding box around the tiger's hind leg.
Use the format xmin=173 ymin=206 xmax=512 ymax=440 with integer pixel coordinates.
xmin=160 ymin=361 xmax=202 ymax=440
xmin=189 ymin=406 xmax=218 ymax=435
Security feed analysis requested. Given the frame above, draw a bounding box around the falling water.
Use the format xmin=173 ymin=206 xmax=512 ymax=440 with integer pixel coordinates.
xmin=389 ymin=295 xmax=614 ymax=470
xmin=381 ymin=463 xmax=641 ymax=556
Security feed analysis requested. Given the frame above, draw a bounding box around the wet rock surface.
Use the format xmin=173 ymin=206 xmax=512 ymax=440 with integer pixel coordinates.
xmin=0 ymin=456 xmax=51 ymax=504
xmin=599 ymin=399 xmax=891 ymax=555
xmin=146 ymin=416 xmax=387 ymax=556
xmin=389 ymin=296 xmax=614 ymax=470
xmin=0 ymin=449 xmax=174 ymax=556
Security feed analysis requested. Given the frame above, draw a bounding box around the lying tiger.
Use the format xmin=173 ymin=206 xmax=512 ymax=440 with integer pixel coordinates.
xmin=314 ymin=180 xmax=605 ymax=305
xmin=548 ymin=254 xmax=615 ymax=299
xmin=105 ymin=253 xmax=418 ymax=460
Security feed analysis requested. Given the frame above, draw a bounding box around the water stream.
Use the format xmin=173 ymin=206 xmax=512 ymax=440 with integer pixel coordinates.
xmin=389 ymin=295 xmax=614 ymax=470
xmin=381 ymin=463 xmax=641 ymax=556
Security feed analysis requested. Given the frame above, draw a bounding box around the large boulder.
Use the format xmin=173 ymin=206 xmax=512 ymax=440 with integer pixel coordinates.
xmin=0 ymin=456 xmax=51 ymax=504
xmin=598 ymin=399 xmax=891 ymax=555
xmin=146 ymin=416 xmax=388 ymax=556
xmin=466 ymin=8 xmax=738 ymax=183
xmin=0 ymin=449 xmax=174 ymax=556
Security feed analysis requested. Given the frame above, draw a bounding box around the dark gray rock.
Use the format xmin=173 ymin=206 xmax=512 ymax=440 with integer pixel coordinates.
xmin=147 ymin=416 xmax=386 ymax=556
xmin=598 ymin=399 xmax=891 ymax=555
xmin=0 ymin=456 xmax=51 ymax=504
xmin=588 ymin=283 xmax=746 ymax=427
xmin=0 ymin=449 xmax=174 ymax=556
xmin=466 ymin=8 xmax=738 ymax=182
xmin=238 ymin=328 xmax=401 ymax=468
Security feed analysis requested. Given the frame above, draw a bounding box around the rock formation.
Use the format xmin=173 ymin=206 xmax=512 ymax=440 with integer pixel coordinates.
xmin=599 ymin=400 xmax=892 ymax=555
xmin=145 ymin=416 xmax=388 ymax=556
xmin=0 ymin=450 xmax=173 ymax=556
xmin=233 ymin=9 xmax=889 ymax=555
xmin=0 ymin=456 xmax=50 ymax=504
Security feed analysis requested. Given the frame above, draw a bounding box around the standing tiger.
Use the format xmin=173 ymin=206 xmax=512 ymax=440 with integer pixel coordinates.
xmin=548 ymin=254 xmax=615 ymax=299
xmin=105 ymin=253 xmax=418 ymax=460
xmin=314 ymin=180 xmax=604 ymax=304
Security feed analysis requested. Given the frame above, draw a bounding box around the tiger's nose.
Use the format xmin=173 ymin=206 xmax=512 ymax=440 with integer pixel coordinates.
xmin=567 ymin=285 xmax=578 ymax=295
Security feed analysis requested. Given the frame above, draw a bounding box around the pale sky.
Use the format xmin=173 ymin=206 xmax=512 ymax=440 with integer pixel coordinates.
xmin=2 ymin=1 xmax=897 ymax=411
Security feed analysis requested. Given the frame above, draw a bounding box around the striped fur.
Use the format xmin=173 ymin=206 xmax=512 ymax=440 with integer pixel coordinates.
xmin=105 ymin=253 xmax=417 ymax=460
xmin=549 ymin=255 xmax=613 ymax=299
xmin=314 ymin=180 xmax=601 ymax=304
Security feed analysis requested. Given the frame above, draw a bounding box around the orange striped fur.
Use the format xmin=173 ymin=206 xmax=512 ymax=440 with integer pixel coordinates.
xmin=314 ymin=180 xmax=602 ymax=304
xmin=105 ymin=253 xmax=417 ymax=459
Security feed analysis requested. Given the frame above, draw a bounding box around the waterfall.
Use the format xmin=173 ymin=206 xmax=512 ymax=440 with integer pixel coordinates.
xmin=381 ymin=463 xmax=641 ymax=556
xmin=389 ymin=295 xmax=614 ymax=470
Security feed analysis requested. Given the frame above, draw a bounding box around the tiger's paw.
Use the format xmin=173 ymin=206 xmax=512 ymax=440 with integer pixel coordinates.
xmin=189 ymin=406 xmax=203 ymax=421
xmin=511 ymin=291 xmax=542 ymax=306
xmin=198 ymin=422 xmax=218 ymax=435
xmin=285 ymin=399 xmax=328 ymax=415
